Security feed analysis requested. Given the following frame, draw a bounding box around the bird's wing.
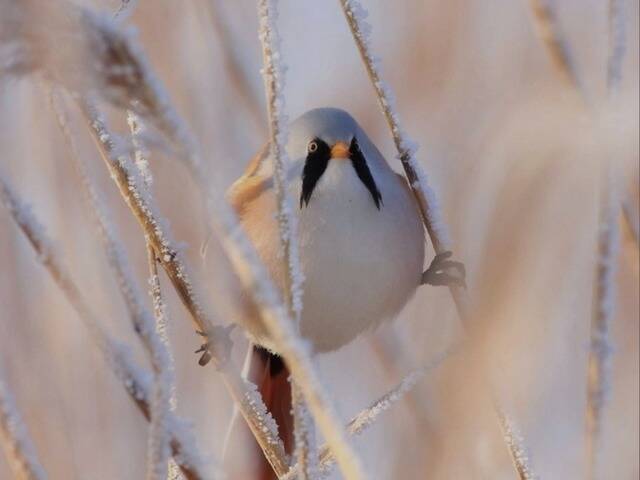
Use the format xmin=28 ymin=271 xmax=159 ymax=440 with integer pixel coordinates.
xmin=227 ymin=142 xmax=273 ymax=215
xmin=244 ymin=141 xmax=270 ymax=178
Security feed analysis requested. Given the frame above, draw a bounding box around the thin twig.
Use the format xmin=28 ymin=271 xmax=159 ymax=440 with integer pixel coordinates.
xmin=495 ymin=407 xmax=539 ymax=480
xmin=585 ymin=171 xmax=620 ymax=480
xmin=0 ymin=173 xmax=211 ymax=480
xmin=284 ymin=347 xmax=453 ymax=480
xmin=49 ymin=89 xmax=175 ymax=480
xmin=606 ymin=0 xmax=626 ymax=96
xmin=80 ymin=71 xmax=366 ymax=480
xmin=78 ymin=100 xmax=291 ymax=477
xmin=337 ymin=2 xmax=537 ymax=478
xmin=0 ymin=374 xmax=47 ymax=480
xmin=528 ymin=0 xmax=583 ymax=94
xmin=256 ymin=1 xmax=317 ymax=478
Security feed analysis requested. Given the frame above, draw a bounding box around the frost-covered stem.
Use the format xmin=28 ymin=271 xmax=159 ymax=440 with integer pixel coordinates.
xmin=292 ymin=383 xmax=317 ymax=479
xmin=606 ymin=0 xmax=626 ymax=96
xmin=257 ymin=2 xmax=315 ymax=476
xmin=146 ymin=246 xmax=182 ymax=479
xmin=0 ymin=174 xmax=209 ymax=480
xmin=528 ymin=0 xmax=584 ymax=96
xmin=0 ymin=375 xmax=47 ymax=480
xmin=622 ymin=199 xmax=639 ymax=243
xmin=144 ymin=246 xmax=177 ymax=479
xmin=585 ymin=174 xmax=619 ymax=480
xmin=114 ymin=0 xmax=138 ymax=19
xmin=285 ymin=347 xmax=451 ymax=480
xmin=257 ymin=0 xmax=304 ymax=324
xmin=496 ymin=407 xmax=539 ymax=480
xmin=216 ymin=211 xmax=366 ymax=480
xmin=338 ymin=3 xmax=536 ymax=478
xmin=78 ymin=100 xmax=290 ymax=476
xmin=204 ymin=0 xmax=265 ymax=134
xmin=337 ymin=0 xmax=464 ymax=312
xmin=49 ymin=90 xmax=174 ymax=480
xmin=80 ymin=99 xmax=215 ymax=350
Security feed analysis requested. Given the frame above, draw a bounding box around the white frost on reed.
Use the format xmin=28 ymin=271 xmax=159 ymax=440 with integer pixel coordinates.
xmin=80 ymin=100 xmax=293 ymax=476
xmin=338 ymin=3 xmax=541 ymax=478
xmin=257 ymin=0 xmax=305 ymax=323
xmin=317 ymin=348 xmax=451 ymax=479
xmin=127 ymin=111 xmax=154 ymax=191
xmin=0 ymin=374 xmax=47 ymax=480
xmin=0 ymin=172 xmax=213 ymax=480
xmin=606 ymin=0 xmax=626 ymax=96
xmin=528 ymin=0 xmax=583 ymax=94
xmin=586 ymin=173 xmax=620 ymax=480
xmin=49 ymin=91 xmax=175 ymax=480
xmin=338 ymin=0 xmax=450 ymax=249
xmin=257 ymin=1 xmax=316 ymax=477
xmin=496 ymin=408 xmax=539 ymax=480
xmin=218 ymin=211 xmax=366 ymax=480
xmin=114 ymin=0 xmax=139 ymax=20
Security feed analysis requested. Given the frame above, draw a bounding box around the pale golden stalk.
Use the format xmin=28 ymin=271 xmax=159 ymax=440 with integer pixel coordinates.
xmin=50 ymin=91 xmax=175 ymax=480
xmin=79 ymin=101 xmax=290 ymax=477
xmin=495 ymin=407 xmax=539 ymax=480
xmin=337 ymin=2 xmax=537 ymax=478
xmin=0 ymin=174 xmax=208 ymax=480
xmin=527 ymin=0 xmax=582 ymax=93
xmin=0 ymin=375 xmax=47 ymax=480
xmin=257 ymin=1 xmax=319 ymax=478
xmin=284 ymin=346 xmax=453 ymax=480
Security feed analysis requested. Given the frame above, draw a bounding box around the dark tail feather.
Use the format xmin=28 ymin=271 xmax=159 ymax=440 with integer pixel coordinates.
xmin=223 ymin=344 xmax=293 ymax=480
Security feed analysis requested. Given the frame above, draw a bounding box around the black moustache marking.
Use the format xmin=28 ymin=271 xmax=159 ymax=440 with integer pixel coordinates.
xmin=300 ymin=138 xmax=331 ymax=207
xmin=350 ymin=138 xmax=383 ymax=209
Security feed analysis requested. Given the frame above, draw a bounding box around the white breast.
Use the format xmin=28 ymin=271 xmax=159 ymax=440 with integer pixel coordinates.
xmin=238 ymin=159 xmax=425 ymax=353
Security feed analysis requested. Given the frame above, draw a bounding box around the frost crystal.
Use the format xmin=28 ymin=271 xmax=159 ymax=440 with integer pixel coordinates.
xmin=497 ymin=408 xmax=538 ymax=480
xmin=339 ymin=0 xmax=451 ymax=248
xmin=0 ymin=375 xmax=47 ymax=480
xmin=257 ymin=0 xmax=305 ymax=322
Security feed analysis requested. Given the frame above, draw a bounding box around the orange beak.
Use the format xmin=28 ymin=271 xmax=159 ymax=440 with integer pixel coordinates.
xmin=330 ymin=141 xmax=350 ymax=160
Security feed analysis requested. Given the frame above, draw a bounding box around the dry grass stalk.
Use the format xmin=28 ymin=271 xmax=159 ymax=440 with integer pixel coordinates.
xmin=0 ymin=375 xmax=47 ymax=480
xmin=527 ymin=0 xmax=582 ymax=93
xmin=48 ymin=89 xmax=176 ymax=480
xmin=337 ymin=0 xmax=464 ymax=311
xmin=2 ymin=0 xmax=199 ymax=174
xmin=496 ymin=408 xmax=538 ymax=480
xmin=0 ymin=173 xmax=209 ymax=480
xmin=585 ymin=180 xmax=619 ymax=480
xmin=256 ymin=1 xmax=319 ymax=478
xmin=283 ymin=347 xmax=452 ymax=480
xmin=214 ymin=189 xmax=368 ymax=480
xmin=606 ymin=0 xmax=626 ymax=96
xmin=78 ymin=99 xmax=292 ymax=477
xmin=338 ymin=2 xmax=537 ymax=478
xmin=25 ymin=9 xmax=361 ymax=476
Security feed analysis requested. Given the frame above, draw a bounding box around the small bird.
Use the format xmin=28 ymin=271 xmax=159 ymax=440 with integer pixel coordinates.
xmin=223 ymin=108 xmax=463 ymax=478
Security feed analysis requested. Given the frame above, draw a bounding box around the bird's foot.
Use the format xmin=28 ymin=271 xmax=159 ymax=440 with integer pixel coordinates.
xmin=421 ymin=251 xmax=466 ymax=288
xmin=194 ymin=324 xmax=236 ymax=367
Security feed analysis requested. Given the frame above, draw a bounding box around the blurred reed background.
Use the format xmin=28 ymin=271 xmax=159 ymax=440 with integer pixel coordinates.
xmin=0 ymin=0 xmax=638 ymax=479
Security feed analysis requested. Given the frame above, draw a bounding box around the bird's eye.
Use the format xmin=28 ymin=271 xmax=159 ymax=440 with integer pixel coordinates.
xmin=307 ymin=141 xmax=318 ymax=153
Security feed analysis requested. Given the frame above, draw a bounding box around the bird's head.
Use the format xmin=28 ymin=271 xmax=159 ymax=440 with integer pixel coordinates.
xmin=288 ymin=108 xmax=384 ymax=210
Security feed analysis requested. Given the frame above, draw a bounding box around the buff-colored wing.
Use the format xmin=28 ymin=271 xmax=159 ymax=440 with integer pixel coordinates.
xmin=227 ymin=142 xmax=273 ymax=215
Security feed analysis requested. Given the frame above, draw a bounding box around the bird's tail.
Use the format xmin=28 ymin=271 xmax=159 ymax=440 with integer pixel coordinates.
xmin=223 ymin=344 xmax=293 ymax=480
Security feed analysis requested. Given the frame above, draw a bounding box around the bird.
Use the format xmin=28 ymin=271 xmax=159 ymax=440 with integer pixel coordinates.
xmin=221 ymin=107 xmax=463 ymax=479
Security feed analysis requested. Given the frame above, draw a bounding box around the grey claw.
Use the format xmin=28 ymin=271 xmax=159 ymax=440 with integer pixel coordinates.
xmin=422 ymin=251 xmax=466 ymax=288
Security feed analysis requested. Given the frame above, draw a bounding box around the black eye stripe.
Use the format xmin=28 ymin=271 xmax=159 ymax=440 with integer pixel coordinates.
xmin=300 ymin=138 xmax=330 ymax=208
xmin=299 ymin=137 xmax=383 ymax=210
xmin=349 ymin=138 xmax=383 ymax=209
